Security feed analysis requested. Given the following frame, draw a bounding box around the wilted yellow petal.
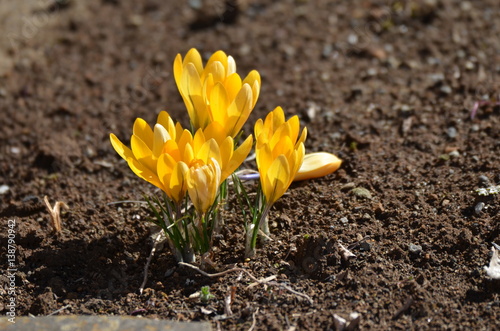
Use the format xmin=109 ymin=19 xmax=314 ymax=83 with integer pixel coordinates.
xmin=294 ymin=152 xmax=342 ymax=181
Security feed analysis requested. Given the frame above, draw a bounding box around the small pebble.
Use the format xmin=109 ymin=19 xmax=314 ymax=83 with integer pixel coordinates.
xmin=474 ymin=202 xmax=484 ymax=215
xmin=449 ymin=150 xmax=460 ymax=158
xmin=362 ymin=213 xmax=371 ymax=221
xmin=447 ymin=127 xmax=457 ymax=139
xmin=440 ymin=85 xmax=452 ymax=95
xmin=478 ymin=175 xmax=490 ymax=185
xmin=340 ymin=182 xmax=356 ymax=191
xmin=322 ymin=44 xmax=333 ymax=57
xmin=0 ymin=185 xmax=10 ymax=194
xmin=351 ymin=187 xmax=372 ymax=199
xmin=347 ymin=33 xmax=358 ymax=45
xmin=429 ymin=73 xmax=445 ymax=82
xmin=470 ymin=124 xmax=480 ymax=132
xmin=340 ymin=217 xmax=349 ymax=224
xmin=188 ymin=0 xmax=202 ymax=9
xmin=359 ymin=242 xmax=371 ymax=251
xmin=409 ymin=244 xmax=423 ymax=255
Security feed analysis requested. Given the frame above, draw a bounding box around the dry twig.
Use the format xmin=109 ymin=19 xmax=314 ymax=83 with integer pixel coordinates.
xmin=179 ymin=262 xmax=313 ymax=304
xmin=248 ymin=307 xmax=259 ymax=331
xmin=44 ymin=196 xmax=69 ymax=233
xmin=139 ymin=232 xmax=163 ymax=295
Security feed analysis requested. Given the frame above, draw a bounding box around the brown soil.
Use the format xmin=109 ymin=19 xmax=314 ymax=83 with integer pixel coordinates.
xmin=1 ymin=0 xmax=499 ymax=329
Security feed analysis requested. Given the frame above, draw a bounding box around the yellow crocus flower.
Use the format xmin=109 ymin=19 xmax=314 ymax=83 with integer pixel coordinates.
xmin=187 ymin=158 xmax=221 ymax=215
xmin=110 ymin=111 xmax=190 ymax=202
xmin=110 ymin=113 xmax=178 ymax=192
xmin=255 ymin=107 xmax=307 ymax=205
xmin=174 ymin=48 xmax=261 ymax=137
xmin=110 ymin=110 xmax=252 ymax=203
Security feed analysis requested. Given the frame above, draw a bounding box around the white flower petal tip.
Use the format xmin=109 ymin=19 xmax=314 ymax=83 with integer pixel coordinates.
xmin=294 ymin=152 xmax=342 ymax=181
xmin=484 ymin=243 xmax=500 ymax=279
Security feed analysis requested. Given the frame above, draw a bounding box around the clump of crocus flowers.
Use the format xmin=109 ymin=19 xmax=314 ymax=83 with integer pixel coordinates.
xmin=110 ymin=48 xmax=342 ymax=262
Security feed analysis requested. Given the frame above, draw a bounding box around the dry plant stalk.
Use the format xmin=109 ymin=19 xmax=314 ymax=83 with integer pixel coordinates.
xmin=44 ymin=196 xmax=69 ymax=233
xmin=178 ymin=262 xmax=313 ymax=305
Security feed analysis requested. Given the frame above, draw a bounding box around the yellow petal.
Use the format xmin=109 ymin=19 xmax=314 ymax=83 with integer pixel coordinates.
xmin=196 ymin=139 xmax=221 ymax=165
xmin=157 ymin=111 xmax=177 ymax=139
xmin=127 ymin=157 xmax=164 ymax=190
xmin=287 ymin=115 xmax=300 ymax=144
xmin=182 ymin=63 xmax=209 ymax=129
xmin=157 ymin=153 xmax=175 ymax=191
xmin=294 ymin=152 xmax=342 ymax=181
xmin=161 ymin=139 xmax=181 ymax=162
xmin=226 ymin=55 xmax=236 ymax=76
xmin=192 ymin=129 xmax=206 ymax=155
xmin=225 ymin=73 xmax=242 ymax=101
xmin=254 ymin=118 xmax=265 ymax=140
xmin=289 ymin=142 xmax=305 ymax=186
xmin=130 ymin=135 xmax=156 ymax=173
xmin=221 ymin=134 xmax=252 ymax=182
xmin=206 ymin=61 xmax=226 ymax=83
xmin=226 ymin=84 xmax=252 ymax=137
xmin=169 ymin=161 xmax=189 ymax=203
xmin=271 ymin=135 xmax=294 ymax=160
xmin=184 ymin=48 xmax=203 ymax=74
xmin=203 ymin=121 xmax=227 ymax=146
xmin=110 ymin=133 xmax=134 ymax=161
xmin=204 ymin=50 xmax=228 ymax=79
xmin=153 ymin=124 xmax=170 ymax=157
xmin=242 ymin=70 xmax=261 ymax=108
xmin=263 ymin=154 xmax=290 ymax=205
xmin=297 ymin=127 xmax=308 ymax=147
xmin=187 ymin=159 xmax=221 ymax=214
xmin=132 ymin=118 xmax=154 ymax=148
xmin=256 ymin=142 xmax=274 ymax=177
xmin=209 ymin=82 xmax=229 ymax=124
xmin=173 ymin=53 xmax=184 ymax=91
xmin=178 ymin=129 xmax=194 ymax=154
xmin=269 ymin=122 xmax=292 ymax=152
